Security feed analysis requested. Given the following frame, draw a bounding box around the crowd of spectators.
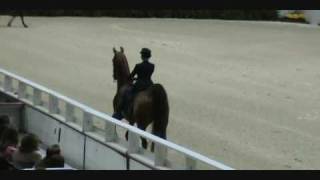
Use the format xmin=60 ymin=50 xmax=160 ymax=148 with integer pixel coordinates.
xmin=0 ymin=115 xmax=65 ymax=170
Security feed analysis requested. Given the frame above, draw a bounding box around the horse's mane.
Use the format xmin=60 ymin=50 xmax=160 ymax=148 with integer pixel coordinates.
xmin=112 ymin=52 xmax=131 ymax=85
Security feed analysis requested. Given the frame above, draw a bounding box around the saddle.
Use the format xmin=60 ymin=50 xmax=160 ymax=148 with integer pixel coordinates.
xmin=120 ymin=83 xmax=150 ymax=118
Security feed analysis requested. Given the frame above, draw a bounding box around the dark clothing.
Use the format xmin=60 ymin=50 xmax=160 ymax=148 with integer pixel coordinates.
xmin=12 ymin=150 xmax=42 ymax=169
xmin=0 ymin=115 xmax=10 ymax=137
xmin=129 ymin=61 xmax=154 ymax=94
xmin=35 ymin=155 xmax=65 ymax=169
xmin=0 ymin=156 xmax=16 ymax=170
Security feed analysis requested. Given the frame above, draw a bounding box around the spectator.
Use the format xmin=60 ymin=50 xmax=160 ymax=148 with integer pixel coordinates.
xmin=0 ymin=156 xmax=16 ymax=170
xmin=12 ymin=133 xmax=42 ymax=169
xmin=0 ymin=127 xmax=19 ymax=162
xmin=36 ymin=144 xmax=65 ymax=169
xmin=0 ymin=115 xmax=10 ymax=137
xmin=44 ymin=154 xmax=64 ymax=168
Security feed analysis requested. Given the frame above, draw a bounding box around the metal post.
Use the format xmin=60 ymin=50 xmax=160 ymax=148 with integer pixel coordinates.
xmin=105 ymin=122 xmax=117 ymax=142
xmin=154 ymin=143 xmax=168 ymax=166
xmin=49 ymin=95 xmax=59 ymax=114
xmin=185 ymin=156 xmax=197 ymax=170
xmin=128 ymin=131 xmax=140 ymax=154
xmin=65 ymin=103 xmax=75 ymax=122
xmin=4 ymin=75 xmax=13 ymax=92
xmin=83 ymin=111 xmax=93 ymax=132
xmin=33 ymin=88 xmax=42 ymax=106
xmin=18 ymin=82 xmax=26 ymax=99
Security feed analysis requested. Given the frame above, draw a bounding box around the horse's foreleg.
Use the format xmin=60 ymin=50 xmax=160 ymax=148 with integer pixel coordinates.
xmin=124 ymin=121 xmax=135 ymax=141
xmin=112 ymin=93 xmax=123 ymax=120
xmin=113 ymin=93 xmax=118 ymax=113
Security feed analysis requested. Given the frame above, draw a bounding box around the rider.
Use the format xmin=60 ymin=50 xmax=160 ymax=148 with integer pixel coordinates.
xmin=129 ymin=48 xmax=154 ymax=98
xmin=112 ymin=48 xmax=154 ymax=120
xmin=7 ymin=10 xmax=28 ymax=28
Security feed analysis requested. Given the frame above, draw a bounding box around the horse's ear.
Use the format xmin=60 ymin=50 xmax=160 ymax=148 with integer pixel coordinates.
xmin=113 ymin=47 xmax=117 ymax=54
xmin=120 ymin=46 xmax=124 ymax=53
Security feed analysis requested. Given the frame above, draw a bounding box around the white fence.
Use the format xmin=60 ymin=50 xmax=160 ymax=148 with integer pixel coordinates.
xmin=0 ymin=68 xmax=234 ymax=170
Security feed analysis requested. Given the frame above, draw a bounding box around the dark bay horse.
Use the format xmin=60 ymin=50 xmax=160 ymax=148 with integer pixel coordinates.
xmin=112 ymin=47 xmax=169 ymax=150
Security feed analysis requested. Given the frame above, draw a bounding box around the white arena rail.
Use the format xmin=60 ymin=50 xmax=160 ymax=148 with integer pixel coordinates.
xmin=0 ymin=68 xmax=234 ymax=170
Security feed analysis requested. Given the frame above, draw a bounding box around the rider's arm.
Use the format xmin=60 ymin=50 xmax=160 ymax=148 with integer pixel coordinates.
xmin=129 ymin=65 xmax=138 ymax=80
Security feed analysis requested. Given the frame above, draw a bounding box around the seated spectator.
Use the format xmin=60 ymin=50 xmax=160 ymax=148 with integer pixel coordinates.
xmin=12 ymin=133 xmax=42 ymax=169
xmin=0 ymin=115 xmax=10 ymax=137
xmin=0 ymin=127 xmax=19 ymax=162
xmin=36 ymin=144 xmax=65 ymax=169
xmin=0 ymin=156 xmax=16 ymax=170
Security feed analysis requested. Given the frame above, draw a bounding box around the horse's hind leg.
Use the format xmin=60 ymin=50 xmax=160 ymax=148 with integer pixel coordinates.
xmin=151 ymin=130 xmax=167 ymax=152
xmin=137 ymin=123 xmax=148 ymax=149
xmin=124 ymin=119 xmax=148 ymax=148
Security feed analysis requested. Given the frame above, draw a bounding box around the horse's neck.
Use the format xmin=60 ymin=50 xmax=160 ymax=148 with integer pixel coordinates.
xmin=117 ymin=80 xmax=130 ymax=93
xmin=117 ymin=70 xmax=131 ymax=91
xmin=115 ymin=57 xmax=131 ymax=93
xmin=117 ymin=82 xmax=124 ymax=93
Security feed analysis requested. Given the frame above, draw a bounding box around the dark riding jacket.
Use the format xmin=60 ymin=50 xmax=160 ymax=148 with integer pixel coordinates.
xmin=129 ymin=61 xmax=154 ymax=93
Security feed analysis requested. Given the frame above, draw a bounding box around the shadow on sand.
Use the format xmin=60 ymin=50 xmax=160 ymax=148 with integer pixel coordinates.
xmin=0 ymin=24 xmax=28 ymax=28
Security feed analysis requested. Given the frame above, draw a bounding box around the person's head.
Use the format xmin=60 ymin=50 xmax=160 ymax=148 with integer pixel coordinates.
xmin=0 ymin=127 xmax=19 ymax=150
xmin=140 ymin=48 xmax=151 ymax=61
xmin=0 ymin=115 xmax=10 ymax=137
xmin=19 ymin=133 xmax=40 ymax=153
xmin=46 ymin=144 xmax=61 ymax=158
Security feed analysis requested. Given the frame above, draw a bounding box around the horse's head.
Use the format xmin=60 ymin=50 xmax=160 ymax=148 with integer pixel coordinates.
xmin=112 ymin=47 xmax=131 ymax=87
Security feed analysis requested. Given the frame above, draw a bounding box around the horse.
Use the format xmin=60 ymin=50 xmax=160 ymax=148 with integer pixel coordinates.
xmin=111 ymin=47 xmax=169 ymax=151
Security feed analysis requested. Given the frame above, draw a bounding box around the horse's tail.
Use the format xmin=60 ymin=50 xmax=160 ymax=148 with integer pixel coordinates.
xmin=150 ymin=83 xmax=169 ymax=139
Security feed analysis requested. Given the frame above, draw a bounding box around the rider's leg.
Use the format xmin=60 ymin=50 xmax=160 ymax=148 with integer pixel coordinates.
xmin=20 ymin=14 xmax=28 ymax=28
